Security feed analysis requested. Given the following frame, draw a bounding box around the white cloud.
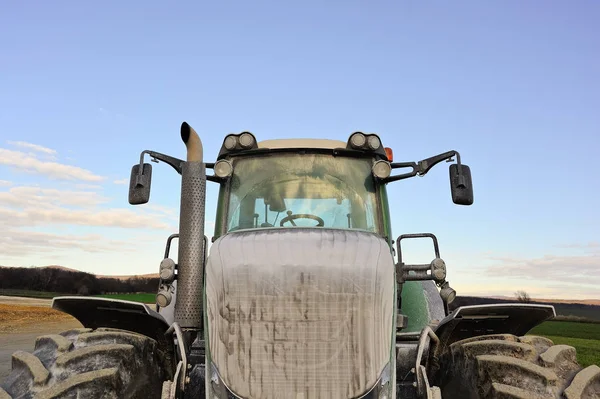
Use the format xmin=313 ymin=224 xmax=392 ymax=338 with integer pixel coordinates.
xmin=7 ymin=141 xmax=57 ymax=155
xmin=113 ymin=178 xmax=129 ymax=185
xmin=72 ymin=183 xmax=103 ymax=190
xmin=0 ymin=184 xmax=173 ymax=238
xmin=0 ymin=148 xmax=104 ymax=182
xmin=0 ymin=229 xmax=136 ymax=257
xmin=0 ymin=186 xmax=109 ymax=208
xmin=0 ymin=182 xmax=177 ymax=272
xmin=145 ymin=203 xmax=178 ymax=217
xmin=4 ymin=207 xmax=170 ymax=229
xmin=485 ymin=253 xmax=600 ymax=286
xmin=554 ymin=242 xmax=600 ymax=250
xmin=0 ymin=140 xmax=177 ymax=273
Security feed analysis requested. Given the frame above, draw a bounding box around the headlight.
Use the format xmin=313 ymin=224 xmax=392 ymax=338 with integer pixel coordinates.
xmin=238 ymin=132 xmax=255 ymax=149
xmin=372 ymin=160 xmax=392 ymax=179
xmin=348 ymin=132 xmax=385 ymax=154
xmin=368 ymin=135 xmax=381 ymax=150
xmin=214 ymin=160 xmax=234 ymax=179
xmin=223 ymin=135 xmax=238 ymax=150
xmin=350 ymin=132 xmax=367 ymax=148
xmin=156 ymin=288 xmax=172 ymax=307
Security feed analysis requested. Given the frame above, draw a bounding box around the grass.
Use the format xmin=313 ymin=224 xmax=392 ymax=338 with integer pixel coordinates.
xmin=0 ymin=290 xmax=155 ymax=304
xmin=0 ymin=289 xmax=67 ymax=299
xmin=528 ymin=320 xmax=600 ymax=368
xmin=541 ymin=335 xmax=600 ymax=369
xmin=94 ymin=293 xmax=155 ymax=303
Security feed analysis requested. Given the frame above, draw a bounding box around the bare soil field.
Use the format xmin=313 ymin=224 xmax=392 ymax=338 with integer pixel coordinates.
xmin=0 ymin=297 xmax=81 ymax=380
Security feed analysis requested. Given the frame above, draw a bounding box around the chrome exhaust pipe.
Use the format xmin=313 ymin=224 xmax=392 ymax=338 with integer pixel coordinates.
xmin=174 ymin=122 xmax=206 ymax=330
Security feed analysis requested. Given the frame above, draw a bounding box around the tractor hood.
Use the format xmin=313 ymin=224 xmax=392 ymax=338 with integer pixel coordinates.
xmin=205 ymin=228 xmax=395 ymax=399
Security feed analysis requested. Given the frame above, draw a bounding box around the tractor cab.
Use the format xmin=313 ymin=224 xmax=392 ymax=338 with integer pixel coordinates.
xmin=213 ymin=135 xmax=390 ymax=239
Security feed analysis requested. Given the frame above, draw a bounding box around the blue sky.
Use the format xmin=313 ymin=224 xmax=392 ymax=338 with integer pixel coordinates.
xmin=1 ymin=1 xmax=598 ymax=299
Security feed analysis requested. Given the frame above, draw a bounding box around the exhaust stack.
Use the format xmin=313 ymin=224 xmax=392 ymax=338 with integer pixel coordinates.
xmin=175 ymin=122 xmax=206 ymax=330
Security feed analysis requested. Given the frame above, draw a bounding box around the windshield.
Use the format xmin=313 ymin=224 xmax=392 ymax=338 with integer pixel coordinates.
xmin=226 ymin=153 xmax=381 ymax=234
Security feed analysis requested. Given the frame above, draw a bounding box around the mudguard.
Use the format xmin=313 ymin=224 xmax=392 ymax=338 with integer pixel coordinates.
xmin=52 ymin=296 xmax=171 ymax=344
xmin=433 ymin=303 xmax=556 ymax=350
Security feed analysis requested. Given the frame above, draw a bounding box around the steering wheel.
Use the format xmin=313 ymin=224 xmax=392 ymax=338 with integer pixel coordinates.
xmin=280 ymin=210 xmax=325 ymax=227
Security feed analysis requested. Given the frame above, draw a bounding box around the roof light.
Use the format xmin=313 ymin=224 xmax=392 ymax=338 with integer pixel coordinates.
xmin=372 ymin=160 xmax=392 ymax=179
xmin=224 ymin=135 xmax=238 ymax=150
xmin=367 ymin=135 xmax=381 ymax=150
xmin=239 ymin=132 xmax=255 ymax=149
xmin=214 ymin=159 xmax=233 ymax=178
xmin=350 ymin=132 xmax=367 ymax=148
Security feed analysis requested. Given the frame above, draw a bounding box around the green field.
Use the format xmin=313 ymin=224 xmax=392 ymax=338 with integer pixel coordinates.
xmin=0 ymin=289 xmax=67 ymax=299
xmin=528 ymin=320 xmax=600 ymax=367
xmin=0 ymin=289 xmax=155 ymax=304
xmin=94 ymin=293 xmax=156 ymax=303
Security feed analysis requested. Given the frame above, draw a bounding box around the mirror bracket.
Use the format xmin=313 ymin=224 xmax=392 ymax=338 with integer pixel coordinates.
xmin=385 ymin=150 xmax=463 ymax=183
xmin=139 ymin=150 xmax=184 ymax=175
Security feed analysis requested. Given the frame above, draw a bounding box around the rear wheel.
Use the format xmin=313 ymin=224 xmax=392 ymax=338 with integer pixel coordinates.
xmin=435 ymin=334 xmax=600 ymax=399
xmin=0 ymin=327 xmax=170 ymax=399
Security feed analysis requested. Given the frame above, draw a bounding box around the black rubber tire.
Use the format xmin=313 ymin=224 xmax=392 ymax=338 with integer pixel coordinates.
xmin=435 ymin=334 xmax=600 ymax=399
xmin=0 ymin=327 xmax=170 ymax=399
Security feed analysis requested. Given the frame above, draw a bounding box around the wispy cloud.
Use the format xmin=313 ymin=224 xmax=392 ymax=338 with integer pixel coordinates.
xmin=0 ymin=148 xmax=104 ymax=182
xmin=7 ymin=141 xmax=57 ymax=155
xmin=113 ymin=178 xmax=129 ymax=185
xmin=554 ymin=242 xmax=600 ymax=250
xmin=485 ymin=253 xmax=600 ymax=286
xmin=0 ymin=138 xmax=175 ymax=273
xmin=0 ymin=181 xmax=175 ymax=270
xmin=0 ymin=185 xmax=170 ymax=229
xmin=0 ymin=186 xmax=109 ymax=208
xmin=0 ymin=229 xmax=136 ymax=257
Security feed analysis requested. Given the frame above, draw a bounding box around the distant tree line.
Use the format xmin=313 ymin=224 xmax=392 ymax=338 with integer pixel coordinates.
xmin=0 ymin=267 xmax=159 ymax=295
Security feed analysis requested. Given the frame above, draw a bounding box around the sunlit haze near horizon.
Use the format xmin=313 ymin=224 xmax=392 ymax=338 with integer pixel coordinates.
xmin=1 ymin=1 xmax=598 ymax=299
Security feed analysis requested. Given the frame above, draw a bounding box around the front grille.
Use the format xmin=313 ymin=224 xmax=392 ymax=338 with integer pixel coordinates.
xmin=205 ymin=229 xmax=395 ymax=399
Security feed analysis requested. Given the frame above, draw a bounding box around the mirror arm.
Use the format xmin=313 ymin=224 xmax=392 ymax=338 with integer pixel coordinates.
xmin=136 ymin=152 xmax=218 ymax=182
xmin=417 ymin=150 xmax=461 ymax=176
xmin=385 ymin=161 xmax=419 ymax=182
xmin=139 ymin=150 xmax=184 ymax=175
xmin=385 ymin=150 xmax=463 ymax=183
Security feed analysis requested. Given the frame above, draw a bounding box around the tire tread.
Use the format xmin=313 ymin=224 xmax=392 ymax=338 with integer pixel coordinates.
xmin=563 ymin=365 xmax=600 ymax=399
xmin=436 ymin=334 xmax=598 ymax=398
xmin=1 ymin=329 xmax=166 ymax=399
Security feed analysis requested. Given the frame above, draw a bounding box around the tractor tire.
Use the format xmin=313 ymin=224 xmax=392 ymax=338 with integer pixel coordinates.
xmin=0 ymin=327 xmax=170 ymax=399
xmin=435 ymin=334 xmax=600 ymax=399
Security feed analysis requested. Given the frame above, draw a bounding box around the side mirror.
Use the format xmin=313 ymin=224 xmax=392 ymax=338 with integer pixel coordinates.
xmin=129 ymin=163 xmax=152 ymax=205
xmin=449 ymin=164 xmax=473 ymax=205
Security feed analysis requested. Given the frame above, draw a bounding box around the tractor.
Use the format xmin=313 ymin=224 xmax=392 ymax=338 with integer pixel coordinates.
xmin=2 ymin=122 xmax=598 ymax=398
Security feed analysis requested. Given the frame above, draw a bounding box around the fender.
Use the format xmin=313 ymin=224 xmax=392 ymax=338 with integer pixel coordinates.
xmin=433 ymin=303 xmax=556 ymax=352
xmin=52 ymin=296 xmax=171 ymax=344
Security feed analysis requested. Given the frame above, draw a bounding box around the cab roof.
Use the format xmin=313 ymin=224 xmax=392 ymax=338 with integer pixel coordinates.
xmin=257 ymin=139 xmax=347 ymax=150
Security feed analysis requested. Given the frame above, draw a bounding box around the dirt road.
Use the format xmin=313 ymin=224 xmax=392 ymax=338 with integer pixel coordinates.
xmin=0 ymin=320 xmax=81 ymax=379
xmin=0 ymin=296 xmax=81 ymax=380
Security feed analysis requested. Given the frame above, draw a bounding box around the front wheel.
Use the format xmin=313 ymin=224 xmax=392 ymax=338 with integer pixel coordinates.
xmin=434 ymin=334 xmax=600 ymax=399
xmin=0 ymin=327 xmax=171 ymax=399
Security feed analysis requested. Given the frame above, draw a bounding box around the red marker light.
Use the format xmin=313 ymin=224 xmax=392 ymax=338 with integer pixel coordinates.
xmin=384 ymin=147 xmax=394 ymax=162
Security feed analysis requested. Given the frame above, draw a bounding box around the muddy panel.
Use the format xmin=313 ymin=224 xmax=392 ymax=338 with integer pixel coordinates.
xmin=205 ymin=228 xmax=395 ymax=399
